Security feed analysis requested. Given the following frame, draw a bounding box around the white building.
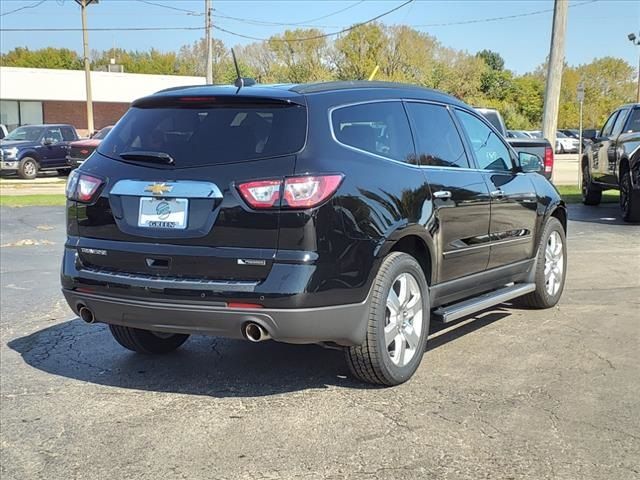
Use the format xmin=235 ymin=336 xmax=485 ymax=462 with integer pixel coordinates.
xmin=0 ymin=67 xmax=205 ymax=134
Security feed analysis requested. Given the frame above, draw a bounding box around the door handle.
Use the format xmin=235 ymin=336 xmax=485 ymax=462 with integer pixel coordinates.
xmin=433 ymin=190 xmax=452 ymax=199
xmin=490 ymin=189 xmax=505 ymax=199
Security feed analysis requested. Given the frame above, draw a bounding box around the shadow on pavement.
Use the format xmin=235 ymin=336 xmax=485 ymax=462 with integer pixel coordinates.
xmin=8 ymin=309 xmax=512 ymax=397
xmin=568 ymin=203 xmax=639 ymax=226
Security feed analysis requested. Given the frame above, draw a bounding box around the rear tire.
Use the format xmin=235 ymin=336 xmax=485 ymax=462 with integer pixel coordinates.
xmin=109 ymin=324 xmax=189 ymax=354
xmin=18 ymin=157 xmax=38 ymax=180
xmin=582 ymin=164 xmax=602 ymax=205
xmin=345 ymin=252 xmax=429 ymax=386
xmin=620 ymin=169 xmax=640 ymax=223
xmin=517 ymin=217 xmax=566 ymax=309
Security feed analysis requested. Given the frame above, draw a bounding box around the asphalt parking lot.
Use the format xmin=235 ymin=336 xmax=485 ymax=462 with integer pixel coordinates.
xmin=1 ymin=204 xmax=638 ymax=480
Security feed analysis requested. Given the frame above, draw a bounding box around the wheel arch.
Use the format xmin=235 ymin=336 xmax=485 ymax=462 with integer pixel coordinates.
xmin=377 ymin=230 xmax=435 ymax=286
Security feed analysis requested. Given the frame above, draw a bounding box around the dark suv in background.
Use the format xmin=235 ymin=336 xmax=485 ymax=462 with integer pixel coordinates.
xmin=581 ymin=103 xmax=640 ymax=222
xmin=0 ymin=124 xmax=79 ymax=179
xmin=62 ymin=81 xmax=567 ymax=385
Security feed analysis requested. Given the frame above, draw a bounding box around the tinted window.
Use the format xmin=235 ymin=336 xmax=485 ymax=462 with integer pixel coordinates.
xmin=611 ymin=109 xmax=629 ymax=136
xmin=332 ymin=102 xmax=414 ymax=164
xmin=5 ymin=126 xmax=43 ymax=141
xmin=44 ymin=127 xmax=63 ymax=144
xmin=406 ymin=102 xmax=469 ymax=168
xmin=98 ymin=103 xmax=306 ymax=167
xmin=624 ymin=108 xmax=640 ymax=133
xmin=61 ymin=127 xmax=76 ymax=141
xmin=93 ymin=127 xmax=112 ymax=140
xmin=456 ymin=110 xmax=512 ymax=171
xmin=601 ymin=111 xmax=619 ymax=137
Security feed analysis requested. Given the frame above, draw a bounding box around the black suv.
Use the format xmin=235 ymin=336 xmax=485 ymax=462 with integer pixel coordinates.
xmin=61 ymin=82 xmax=567 ymax=385
xmin=581 ymin=103 xmax=640 ymax=222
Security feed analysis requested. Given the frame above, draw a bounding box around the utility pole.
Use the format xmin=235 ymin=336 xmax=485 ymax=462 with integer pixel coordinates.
xmin=205 ymin=0 xmax=213 ymax=84
xmin=577 ymin=82 xmax=584 ymax=188
xmin=542 ymin=0 xmax=568 ymax=183
xmin=75 ymin=0 xmax=97 ymax=135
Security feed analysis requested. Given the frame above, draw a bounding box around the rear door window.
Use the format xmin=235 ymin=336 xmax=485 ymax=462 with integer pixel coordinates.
xmin=331 ymin=101 xmax=415 ymax=164
xmin=405 ymin=102 xmax=469 ymax=168
xmin=61 ymin=127 xmax=76 ymax=141
xmin=98 ymin=101 xmax=307 ymax=167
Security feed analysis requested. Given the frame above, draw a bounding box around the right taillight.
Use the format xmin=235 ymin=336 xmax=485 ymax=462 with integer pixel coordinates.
xmin=237 ymin=174 xmax=343 ymax=210
xmin=544 ymin=146 xmax=554 ymax=174
xmin=66 ymin=170 xmax=103 ymax=203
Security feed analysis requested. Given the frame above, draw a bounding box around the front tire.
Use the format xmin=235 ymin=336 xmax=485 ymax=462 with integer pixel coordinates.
xmin=109 ymin=324 xmax=189 ymax=354
xmin=582 ymin=164 xmax=602 ymax=205
xmin=18 ymin=157 xmax=38 ymax=180
xmin=345 ymin=252 xmax=429 ymax=386
xmin=518 ymin=217 xmax=567 ymax=309
xmin=620 ymin=169 xmax=640 ymax=223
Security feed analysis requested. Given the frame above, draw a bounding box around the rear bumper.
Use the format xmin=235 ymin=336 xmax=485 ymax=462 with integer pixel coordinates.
xmin=62 ymin=289 xmax=369 ymax=346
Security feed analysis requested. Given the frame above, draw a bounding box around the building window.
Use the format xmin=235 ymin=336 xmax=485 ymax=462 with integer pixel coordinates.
xmin=0 ymin=100 xmax=43 ymax=132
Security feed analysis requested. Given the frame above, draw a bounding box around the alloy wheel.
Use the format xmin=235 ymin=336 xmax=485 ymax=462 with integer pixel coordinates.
xmin=24 ymin=161 xmax=36 ymax=177
xmin=384 ymin=272 xmax=423 ymax=367
xmin=544 ymin=231 xmax=564 ymax=296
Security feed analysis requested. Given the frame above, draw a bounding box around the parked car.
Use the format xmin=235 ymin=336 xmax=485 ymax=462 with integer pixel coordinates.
xmin=67 ymin=125 xmax=114 ymax=168
xmin=507 ymin=130 xmax=532 ymax=139
xmin=582 ymin=103 xmax=640 ymax=222
xmin=558 ymin=128 xmax=592 ymax=150
xmin=0 ymin=124 xmax=8 ymax=140
xmin=527 ymin=130 xmax=543 ymax=138
xmin=475 ymin=108 xmax=554 ymax=179
xmin=62 ymin=81 xmax=568 ymax=385
xmin=555 ymin=131 xmax=580 ymax=154
xmin=0 ymin=124 xmax=79 ymax=179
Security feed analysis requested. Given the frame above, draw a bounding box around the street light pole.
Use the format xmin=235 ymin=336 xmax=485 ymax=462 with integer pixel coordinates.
xmin=75 ymin=0 xmax=97 ymax=135
xmin=629 ymin=32 xmax=640 ymax=103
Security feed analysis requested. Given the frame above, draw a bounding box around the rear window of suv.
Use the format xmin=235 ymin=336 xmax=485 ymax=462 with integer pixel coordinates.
xmin=98 ymin=101 xmax=307 ymax=167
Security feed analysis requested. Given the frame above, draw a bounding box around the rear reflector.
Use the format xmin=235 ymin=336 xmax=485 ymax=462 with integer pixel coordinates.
xmin=544 ymin=146 xmax=554 ymax=174
xmin=228 ymin=302 xmax=263 ymax=309
xmin=237 ymin=174 xmax=343 ymax=210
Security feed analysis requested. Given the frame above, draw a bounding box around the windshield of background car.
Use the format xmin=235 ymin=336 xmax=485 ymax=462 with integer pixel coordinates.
xmin=4 ymin=126 xmax=44 ymax=142
xmin=97 ymin=102 xmax=307 ymax=167
xmin=93 ymin=127 xmax=112 ymax=140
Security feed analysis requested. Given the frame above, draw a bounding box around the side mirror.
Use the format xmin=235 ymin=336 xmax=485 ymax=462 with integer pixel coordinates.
xmin=518 ymin=151 xmax=542 ymax=173
xmin=42 ymin=137 xmax=53 ymax=146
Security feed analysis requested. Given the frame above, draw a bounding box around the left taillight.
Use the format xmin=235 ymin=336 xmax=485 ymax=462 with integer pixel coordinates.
xmin=66 ymin=170 xmax=103 ymax=203
xmin=237 ymin=174 xmax=343 ymax=210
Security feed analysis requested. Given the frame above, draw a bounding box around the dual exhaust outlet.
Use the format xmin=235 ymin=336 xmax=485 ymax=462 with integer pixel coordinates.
xmin=78 ymin=304 xmax=271 ymax=343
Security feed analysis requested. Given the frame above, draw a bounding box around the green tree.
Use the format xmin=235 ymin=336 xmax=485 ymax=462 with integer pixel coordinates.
xmin=1 ymin=47 xmax=82 ymax=69
xmin=476 ymin=49 xmax=505 ymax=71
xmin=334 ymin=23 xmax=387 ymax=80
xmin=267 ymin=29 xmax=332 ymax=83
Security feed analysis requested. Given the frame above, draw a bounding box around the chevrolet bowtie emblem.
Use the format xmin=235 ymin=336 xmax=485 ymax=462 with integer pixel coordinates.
xmin=145 ymin=183 xmax=173 ymax=196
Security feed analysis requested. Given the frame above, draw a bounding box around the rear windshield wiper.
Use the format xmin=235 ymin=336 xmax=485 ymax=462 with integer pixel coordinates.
xmin=119 ymin=151 xmax=174 ymax=165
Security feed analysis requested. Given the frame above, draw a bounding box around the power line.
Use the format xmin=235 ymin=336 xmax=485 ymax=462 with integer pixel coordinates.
xmin=0 ymin=0 xmax=47 ymax=17
xmin=213 ymin=0 xmax=365 ymax=28
xmin=0 ymin=0 xmax=598 ymax=35
xmin=134 ymin=0 xmax=203 ymax=16
xmin=411 ymin=0 xmax=597 ymax=27
xmin=0 ymin=26 xmax=205 ymax=32
xmin=214 ymin=0 xmax=415 ymax=43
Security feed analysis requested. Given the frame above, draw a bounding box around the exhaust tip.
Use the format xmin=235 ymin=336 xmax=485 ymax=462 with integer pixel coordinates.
xmin=244 ymin=322 xmax=270 ymax=342
xmin=78 ymin=305 xmax=95 ymax=324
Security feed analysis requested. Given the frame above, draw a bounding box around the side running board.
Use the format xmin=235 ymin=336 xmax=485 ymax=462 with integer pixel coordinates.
xmin=433 ymin=283 xmax=536 ymax=323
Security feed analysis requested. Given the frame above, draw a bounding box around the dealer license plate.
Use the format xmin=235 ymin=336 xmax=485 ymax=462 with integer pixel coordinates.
xmin=138 ymin=197 xmax=188 ymax=229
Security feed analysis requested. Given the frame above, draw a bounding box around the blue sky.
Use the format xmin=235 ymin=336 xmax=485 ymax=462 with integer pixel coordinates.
xmin=0 ymin=0 xmax=638 ymax=74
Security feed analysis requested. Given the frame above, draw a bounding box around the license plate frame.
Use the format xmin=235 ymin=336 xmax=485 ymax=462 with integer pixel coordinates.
xmin=138 ymin=197 xmax=188 ymax=229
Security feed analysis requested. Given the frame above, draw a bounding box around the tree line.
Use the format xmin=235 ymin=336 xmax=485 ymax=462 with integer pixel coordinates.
xmin=1 ymin=23 xmax=635 ymax=129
